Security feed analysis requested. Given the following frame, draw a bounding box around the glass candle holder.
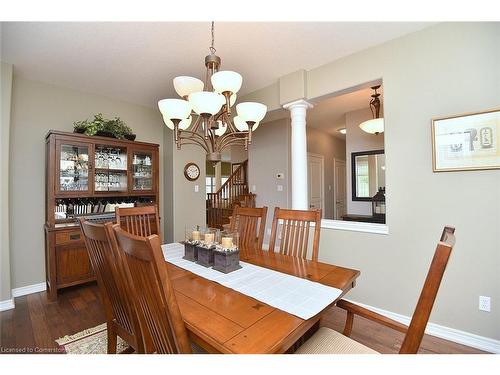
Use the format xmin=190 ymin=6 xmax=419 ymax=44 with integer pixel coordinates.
xmin=202 ymin=227 xmax=219 ymax=247
xmin=218 ymin=230 xmax=239 ymax=251
xmin=185 ymin=225 xmax=204 ymax=244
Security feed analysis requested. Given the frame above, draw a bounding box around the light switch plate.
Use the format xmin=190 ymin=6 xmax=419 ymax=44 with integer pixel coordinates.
xmin=194 ymin=185 xmax=199 ymax=193
xmin=252 ymin=185 xmax=256 ymax=192
xmin=277 ymin=185 xmax=283 ymax=192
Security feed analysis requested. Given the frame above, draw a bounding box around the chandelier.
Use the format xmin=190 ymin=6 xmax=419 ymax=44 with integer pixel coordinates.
xmin=359 ymin=85 xmax=384 ymax=135
xmin=158 ymin=22 xmax=267 ymax=162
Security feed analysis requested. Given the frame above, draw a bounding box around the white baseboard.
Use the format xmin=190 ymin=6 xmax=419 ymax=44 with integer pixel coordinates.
xmin=343 ymin=298 xmax=500 ymax=354
xmin=12 ymin=282 xmax=46 ymax=298
xmin=0 ymin=298 xmax=15 ymax=312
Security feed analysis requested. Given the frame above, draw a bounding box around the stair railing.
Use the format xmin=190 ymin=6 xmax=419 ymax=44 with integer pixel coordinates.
xmin=206 ymin=160 xmax=248 ymax=228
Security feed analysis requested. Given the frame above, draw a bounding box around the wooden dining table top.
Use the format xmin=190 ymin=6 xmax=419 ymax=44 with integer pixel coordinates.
xmin=165 ymin=247 xmax=360 ymax=354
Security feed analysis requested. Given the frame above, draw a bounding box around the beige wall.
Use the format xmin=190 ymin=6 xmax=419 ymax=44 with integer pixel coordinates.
xmin=1 ymin=62 xmax=13 ymax=301
xmin=171 ymin=142 xmax=206 ymax=242
xmin=163 ymin=128 xmax=174 ymax=243
xmin=230 ymin=145 xmax=248 ymax=164
xmin=306 ymin=127 xmax=346 ymax=219
xmin=248 ymin=117 xmax=291 ymax=243
xmin=241 ymin=23 xmax=500 ymax=340
xmin=8 ymin=76 xmax=167 ymax=290
xmin=345 ymin=107 xmax=385 ymax=215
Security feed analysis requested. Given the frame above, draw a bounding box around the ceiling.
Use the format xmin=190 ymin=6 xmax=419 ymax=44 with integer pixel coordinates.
xmin=307 ymin=85 xmax=384 ymax=139
xmin=1 ymin=22 xmax=431 ymax=108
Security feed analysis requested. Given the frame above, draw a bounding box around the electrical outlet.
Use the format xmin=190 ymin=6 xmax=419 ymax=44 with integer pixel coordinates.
xmin=252 ymin=185 xmax=256 ymax=192
xmin=194 ymin=185 xmax=199 ymax=193
xmin=479 ymin=296 xmax=491 ymax=312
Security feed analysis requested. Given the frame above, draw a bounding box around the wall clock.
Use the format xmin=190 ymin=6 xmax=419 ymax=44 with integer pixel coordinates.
xmin=184 ymin=162 xmax=200 ymax=181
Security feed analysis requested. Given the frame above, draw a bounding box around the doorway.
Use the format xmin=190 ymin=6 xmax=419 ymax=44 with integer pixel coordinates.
xmin=307 ymin=153 xmax=324 ymax=217
xmin=334 ymin=159 xmax=347 ymax=220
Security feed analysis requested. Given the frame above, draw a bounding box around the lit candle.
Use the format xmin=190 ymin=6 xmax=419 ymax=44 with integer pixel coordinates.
xmin=192 ymin=230 xmax=200 ymax=241
xmin=204 ymin=233 xmax=214 ymax=244
xmin=221 ymin=237 xmax=233 ymax=249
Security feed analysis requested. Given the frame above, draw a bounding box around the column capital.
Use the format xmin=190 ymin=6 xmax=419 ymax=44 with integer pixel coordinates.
xmin=282 ymin=99 xmax=314 ymax=111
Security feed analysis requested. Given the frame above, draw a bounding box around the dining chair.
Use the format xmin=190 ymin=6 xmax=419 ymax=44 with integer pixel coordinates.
xmin=296 ymin=226 xmax=456 ymax=354
xmin=78 ymin=218 xmax=145 ymax=353
xmin=115 ymin=205 xmax=161 ymax=241
xmin=268 ymin=207 xmax=322 ymax=262
xmin=110 ymin=224 xmax=194 ymax=354
xmin=229 ymin=205 xmax=268 ymax=253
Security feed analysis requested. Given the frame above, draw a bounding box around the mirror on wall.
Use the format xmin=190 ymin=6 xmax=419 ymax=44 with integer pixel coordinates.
xmin=351 ymin=150 xmax=385 ymax=201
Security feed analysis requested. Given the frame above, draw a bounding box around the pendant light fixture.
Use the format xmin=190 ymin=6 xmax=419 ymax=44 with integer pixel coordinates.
xmin=359 ymin=85 xmax=384 ymax=135
xmin=158 ymin=22 xmax=267 ymax=162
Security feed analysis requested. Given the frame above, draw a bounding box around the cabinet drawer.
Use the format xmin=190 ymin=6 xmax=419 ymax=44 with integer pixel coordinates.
xmin=55 ymin=230 xmax=83 ymax=245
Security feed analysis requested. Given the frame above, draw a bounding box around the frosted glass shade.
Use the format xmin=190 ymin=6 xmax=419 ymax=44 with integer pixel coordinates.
xmin=158 ymin=99 xmax=192 ymax=121
xmin=211 ymin=71 xmax=243 ymax=94
xmin=359 ymin=118 xmax=384 ymax=134
xmin=233 ymin=115 xmax=260 ymax=131
xmin=218 ymin=93 xmax=237 ymax=107
xmin=188 ymin=91 xmax=223 ymax=116
xmin=163 ymin=115 xmax=192 ymax=130
xmin=173 ymin=76 xmax=204 ymax=97
xmin=236 ymin=102 xmax=267 ymax=123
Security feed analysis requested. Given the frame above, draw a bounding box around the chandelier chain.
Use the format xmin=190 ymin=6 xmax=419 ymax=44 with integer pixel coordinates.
xmin=210 ymin=21 xmax=216 ymax=55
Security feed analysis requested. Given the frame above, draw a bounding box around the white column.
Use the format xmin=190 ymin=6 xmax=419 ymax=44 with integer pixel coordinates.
xmin=283 ymin=99 xmax=313 ymax=210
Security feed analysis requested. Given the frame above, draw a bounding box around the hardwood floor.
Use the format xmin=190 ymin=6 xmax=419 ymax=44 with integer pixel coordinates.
xmin=0 ymin=282 xmax=487 ymax=354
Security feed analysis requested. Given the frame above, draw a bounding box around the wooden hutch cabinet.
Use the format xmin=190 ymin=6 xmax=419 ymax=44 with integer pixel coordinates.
xmin=44 ymin=130 xmax=160 ymax=301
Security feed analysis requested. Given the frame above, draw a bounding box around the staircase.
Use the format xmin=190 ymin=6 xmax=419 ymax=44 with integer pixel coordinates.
xmin=206 ymin=160 xmax=255 ymax=229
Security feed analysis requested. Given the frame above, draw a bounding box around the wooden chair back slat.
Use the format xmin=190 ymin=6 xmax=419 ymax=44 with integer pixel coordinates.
xmin=268 ymin=208 xmax=322 ymax=261
xmin=399 ymin=226 xmax=456 ymax=354
xmin=230 ymin=206 xmax=267 ymax=252
xmin=78 ymin=218 xmax=144 ymax=353
xmin=110 ymin=224 xmax=191 ymax=354
xmin=115 ymin=205 xmax=161 ymax=241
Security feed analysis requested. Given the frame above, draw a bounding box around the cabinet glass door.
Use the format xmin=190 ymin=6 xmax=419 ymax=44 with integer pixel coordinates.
xmin=58 ymin=143 xmax=90 ymax=192
xmin=131 ymin=150 xmax=154 ymax=191
xmin=94 ymin=145 xmax=128 ymax=192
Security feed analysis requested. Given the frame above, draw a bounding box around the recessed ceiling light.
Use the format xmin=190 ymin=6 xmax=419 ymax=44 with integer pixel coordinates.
xmin=338 ymin=128 xmax=346 ymax=134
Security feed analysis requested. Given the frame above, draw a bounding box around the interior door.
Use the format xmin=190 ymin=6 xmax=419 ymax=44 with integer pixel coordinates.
xmin=307 ymin=154 xmax=323 ymax=215
xmin=334 ymin=159 xmax=347 ymax=220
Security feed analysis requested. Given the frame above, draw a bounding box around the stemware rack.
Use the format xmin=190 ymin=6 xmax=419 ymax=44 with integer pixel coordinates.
xmin=44 ymin=130 xmax=160 ymax=300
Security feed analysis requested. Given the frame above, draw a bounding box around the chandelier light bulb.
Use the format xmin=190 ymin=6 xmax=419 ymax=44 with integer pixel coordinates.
xmin=173 ymin=76 xmax=204 ymax=98
xmin=189 ymin=91 xmax=223 ymax=116
xmin=211 ymin=71 xmax=243 ymax=95
xmin=158 ymin=98 xmax=192 ymax=121
xmin=236 ymin=102 xmax=267 ymax=123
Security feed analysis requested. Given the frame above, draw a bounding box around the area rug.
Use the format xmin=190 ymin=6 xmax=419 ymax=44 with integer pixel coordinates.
xmin=55 ymin=323 xmax=130 ymax=354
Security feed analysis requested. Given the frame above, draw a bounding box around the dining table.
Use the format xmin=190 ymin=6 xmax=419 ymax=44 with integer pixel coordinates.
xmin=164 ymin=246 xmax=360 ymax=354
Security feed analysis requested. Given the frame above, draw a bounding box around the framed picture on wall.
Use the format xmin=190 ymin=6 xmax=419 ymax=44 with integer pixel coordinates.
xmin=432 ymin=108 xmax=500 ymax=172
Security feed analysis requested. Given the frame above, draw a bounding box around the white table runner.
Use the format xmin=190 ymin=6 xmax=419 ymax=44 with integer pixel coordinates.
xmin=162 ymin=243 xmax=342 ymax=320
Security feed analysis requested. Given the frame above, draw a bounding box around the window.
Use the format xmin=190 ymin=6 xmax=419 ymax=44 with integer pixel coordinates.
xmin=205 ymin=176 xmax=229 ymax=198
xmin=355 ymin=156 xmax=370 ymax=197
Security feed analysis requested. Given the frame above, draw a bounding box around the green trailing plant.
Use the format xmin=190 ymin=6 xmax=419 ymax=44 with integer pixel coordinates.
xmin=73 ymin=113 xmax=134 ymax=139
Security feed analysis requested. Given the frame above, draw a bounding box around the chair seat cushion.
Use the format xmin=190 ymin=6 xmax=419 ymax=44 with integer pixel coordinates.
xmin=295 ymin=327 xmax=379 ymax=354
